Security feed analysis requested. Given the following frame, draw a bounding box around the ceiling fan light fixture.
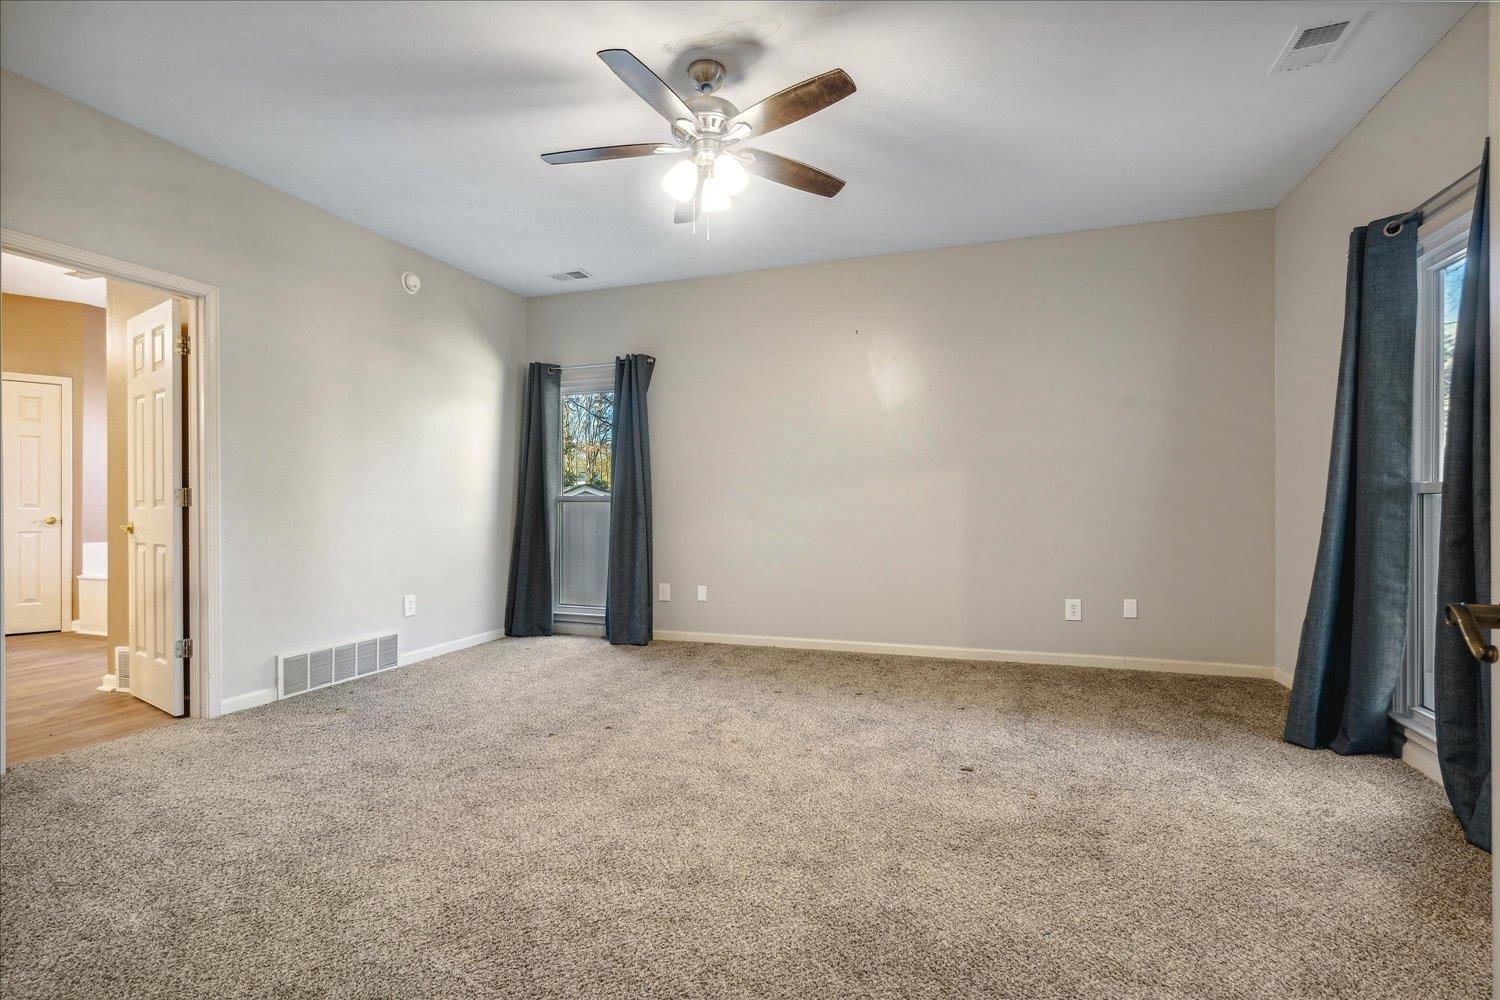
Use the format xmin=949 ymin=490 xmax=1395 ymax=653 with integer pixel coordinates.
xmin=700 ymin=177 xmax=733 ymax=213
xmin=712 ymin=155 xmax=748 ymax=196
xmin=662 ymin=158 xmax=699 ymax=202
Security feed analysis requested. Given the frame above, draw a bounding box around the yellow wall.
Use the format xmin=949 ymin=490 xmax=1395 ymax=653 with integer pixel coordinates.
xmin=0 ymin=291 xmax=107 ymax=619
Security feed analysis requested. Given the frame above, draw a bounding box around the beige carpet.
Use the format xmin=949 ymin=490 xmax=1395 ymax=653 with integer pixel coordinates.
xmin=0 ymin=636 xmax=1490 ymax=999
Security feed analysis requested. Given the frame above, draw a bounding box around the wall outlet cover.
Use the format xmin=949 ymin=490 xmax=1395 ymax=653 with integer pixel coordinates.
xmin=403 ymin=594 xmax=417 ymax=617
xmin=1065 ymin=598 xmax=1082 ymax=621
xmin=697 ymin=585 xmax=708 ymax=602
xmin=658 ymin=582 xmax=671 ymax=602
xmin=1123 ymin=598 xmax=1138 ymax=619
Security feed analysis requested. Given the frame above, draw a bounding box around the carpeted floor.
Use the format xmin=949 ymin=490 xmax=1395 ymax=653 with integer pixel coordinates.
xmin=0 ymin=637 xmax=1490 ymax=999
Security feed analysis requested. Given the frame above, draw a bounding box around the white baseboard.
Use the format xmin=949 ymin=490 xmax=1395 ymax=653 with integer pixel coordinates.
xmin=222 ymin=629 xmax=505 ymax=716
xmin=397 ymin=628 xmax=505 ymax=668
xmin=1270 ymin=666 xmax=1294 ymax=689
xmin=220 ymin=686 xmax=278 ymax=715
xmin=653 ymin=630 xmax=1276 ymax=681
xmin=71 ymin=622 xmax=107 ymax=637
xmin=1394 ymin=727 xmax=1442 ymax=784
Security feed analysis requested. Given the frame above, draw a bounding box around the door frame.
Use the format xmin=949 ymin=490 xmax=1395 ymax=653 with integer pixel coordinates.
xmin=0 ymin=229 xmax=223 ymax=773
xmin=0 ymin=371 xmax=73 ymax=634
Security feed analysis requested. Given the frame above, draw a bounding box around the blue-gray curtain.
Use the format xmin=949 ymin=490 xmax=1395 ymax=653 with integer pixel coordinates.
xmin=605 ymin=354 xmax=654 ymax=645
xmin=1435 ymin=142 xmax=1491 ymax=852
xmin=505 ymin=362 xmax=560 ymax=637
xmin=1285 ymin=216 xmax=1419 ymax=753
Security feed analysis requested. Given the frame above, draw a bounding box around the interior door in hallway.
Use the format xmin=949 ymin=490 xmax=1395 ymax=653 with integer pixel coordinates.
xmin=2 ymin=377 xmax=66 ymax=634
xmin=125 ymin=299 xmax=184 ymax=716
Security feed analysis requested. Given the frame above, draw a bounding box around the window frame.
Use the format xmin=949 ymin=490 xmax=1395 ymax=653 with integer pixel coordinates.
xmin=553 ymin=365 xmax=615 ymax=621
xmin=1393 ymin=212 xmax=1470 ymax=741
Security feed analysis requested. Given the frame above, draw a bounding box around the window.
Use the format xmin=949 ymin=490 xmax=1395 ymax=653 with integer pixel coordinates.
xmin=555 ymin=366 xmax=614 ymax=617
xmin=1396 ymin=214 xmax=1469 ymax=736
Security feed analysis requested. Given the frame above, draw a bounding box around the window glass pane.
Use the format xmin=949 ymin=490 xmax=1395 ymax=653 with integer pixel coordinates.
xmin=1419 ymin=493 xmax=1441 ymax=712
xmin=1438 ymin=257 xmax=1464 ymax=475
xmin=562 ymin=391 xmax=614 ymax=494
xmin=557 ymin=499 xmax=610 ymax=607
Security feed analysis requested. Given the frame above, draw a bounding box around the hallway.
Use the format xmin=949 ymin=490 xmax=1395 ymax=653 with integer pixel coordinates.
xmin=4 ymin=632 xmax=174 ymax=766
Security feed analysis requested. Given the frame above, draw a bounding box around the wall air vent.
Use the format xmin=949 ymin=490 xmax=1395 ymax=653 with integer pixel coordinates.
xmin=276 ymin=631 xmax=400 ymax=699
xmin=1270 ymin=13 xmax=1366 ymax=74
xmin=115 ymin=646 xmax=130 ymax=692
xmin=550 ymin=270 xmax=592 ymax=281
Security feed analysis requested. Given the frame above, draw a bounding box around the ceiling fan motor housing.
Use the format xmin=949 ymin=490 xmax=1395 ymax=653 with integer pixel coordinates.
xmin=687 ymin=59 xmax=726 ymax=95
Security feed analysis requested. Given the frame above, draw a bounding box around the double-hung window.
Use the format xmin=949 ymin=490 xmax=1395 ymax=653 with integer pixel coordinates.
xmin=555 ymin=366 xmax=614 ymax=620
xmin=1395 ymin=213 xmax=1469 ymax=738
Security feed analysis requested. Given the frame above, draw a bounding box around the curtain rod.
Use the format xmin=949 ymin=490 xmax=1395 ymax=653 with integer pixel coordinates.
xmin=1385 ymin=163 xmax=1483 ymax=236
xmin=545 ymin=359 xmax=654 ymax=374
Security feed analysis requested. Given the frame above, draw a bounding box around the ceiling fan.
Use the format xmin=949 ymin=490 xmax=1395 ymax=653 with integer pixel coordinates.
xmin=541 ymin=49 xmax=855 ymax=225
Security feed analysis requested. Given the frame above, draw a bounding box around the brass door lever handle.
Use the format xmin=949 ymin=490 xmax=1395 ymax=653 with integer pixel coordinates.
xmin=119 ymin=522 xmax=135 ymax=535
xmin=1444 ymin=603 xmax=1500 ymax=663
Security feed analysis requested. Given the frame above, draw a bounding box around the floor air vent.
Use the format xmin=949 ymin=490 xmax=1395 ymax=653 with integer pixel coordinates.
xmin=277 ymin=632 xmax=400 ymax=699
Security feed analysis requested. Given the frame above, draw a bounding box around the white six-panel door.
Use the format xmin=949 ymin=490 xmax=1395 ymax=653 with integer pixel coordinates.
xmin=2 ymin=378 xmax=66 ymax=634
xmin=126 ymin=299 xmax=184 ymax=716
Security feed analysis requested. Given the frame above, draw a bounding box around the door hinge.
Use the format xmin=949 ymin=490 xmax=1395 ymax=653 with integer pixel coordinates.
xmin=176 ymin=486 xmax=192 ymax=507
xmin=175 ymin=637 xmax=194 ymax=659
xmin=175 ymin=332 xmax=191 ymax=356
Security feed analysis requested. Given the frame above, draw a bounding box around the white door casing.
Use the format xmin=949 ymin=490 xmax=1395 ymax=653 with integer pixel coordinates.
xmin=126 ymin=299 xmax=184 ymax=716
xmin=2 ymin=376 xmax=68 ymax=634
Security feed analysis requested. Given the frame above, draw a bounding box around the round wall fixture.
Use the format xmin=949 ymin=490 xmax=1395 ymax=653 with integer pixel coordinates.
xmin=401 ymin=271 xmax=421 ymax=294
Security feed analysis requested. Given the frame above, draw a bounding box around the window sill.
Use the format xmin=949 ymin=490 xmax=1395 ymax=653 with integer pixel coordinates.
xmin=1389 ymin=707 xmax=1436 ymax=745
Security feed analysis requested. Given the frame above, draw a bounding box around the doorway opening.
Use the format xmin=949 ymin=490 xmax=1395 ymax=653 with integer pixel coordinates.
xmin=0 ymin=236 xmax=219 ymax=771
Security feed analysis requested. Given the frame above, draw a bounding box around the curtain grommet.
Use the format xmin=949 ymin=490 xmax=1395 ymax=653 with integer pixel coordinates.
xmin=1383 ymin=220 xmax=1404 ymax=237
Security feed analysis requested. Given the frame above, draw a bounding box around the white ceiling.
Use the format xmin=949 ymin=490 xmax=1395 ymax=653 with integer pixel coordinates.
xmin=0 ymin=1 xmax=1470 ymax=297
xmin=1 ymin=252 xmax=106 ymax=307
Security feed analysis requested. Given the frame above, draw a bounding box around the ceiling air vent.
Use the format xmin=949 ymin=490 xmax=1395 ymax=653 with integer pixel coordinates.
xmin=1269 ymin=13 xmax=1366 ymax=74
xmin=550 ymin=270 xmax=592 ymax=282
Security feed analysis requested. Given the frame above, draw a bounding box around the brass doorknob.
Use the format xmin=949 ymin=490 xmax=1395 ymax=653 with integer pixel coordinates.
xmin=42 ymin=516 xmax=57 ymax=526
xmin=119 ymin=522 xmax=135 ymax=535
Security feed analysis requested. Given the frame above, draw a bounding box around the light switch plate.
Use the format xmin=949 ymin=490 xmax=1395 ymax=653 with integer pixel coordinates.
xmin=1123 ymin=598 xmax=1138 ymax=619
xmin=403 ymin=594 xmax=417 ymax=617
xmin=1065 ymin=598 xmax=1082 ymax=621
xmin=658 ymin=582 xmax=671 ymax=602
xmin=697 ymin=585 xmax=708 ymax=602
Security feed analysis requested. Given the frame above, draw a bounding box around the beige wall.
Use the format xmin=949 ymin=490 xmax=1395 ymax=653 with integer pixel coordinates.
xmin=0 ymin=291 xmax=107 ymax=618
xmin=1 ymin=69 xmax=529 ymax=704
xmin=1273 ymin=7 xmax=1490 ymax=675
xmin=529 ymin=210 xmax=1276 ymax=666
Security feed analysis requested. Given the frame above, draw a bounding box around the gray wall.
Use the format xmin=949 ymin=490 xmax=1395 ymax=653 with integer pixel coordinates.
xmin=529 ymin=210 xmax=1276 ymax=666
xmin=1 ymin=70 xmax=529 ymax=704
xmin=1273 ymin=7 xmax=1490 ymax=676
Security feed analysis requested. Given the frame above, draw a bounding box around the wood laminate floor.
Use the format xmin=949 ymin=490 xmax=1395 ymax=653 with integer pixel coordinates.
xmin=4 ymin=632 xmax=175 ymax=766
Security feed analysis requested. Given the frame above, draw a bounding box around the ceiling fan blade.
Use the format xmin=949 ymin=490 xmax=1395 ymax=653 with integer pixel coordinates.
xmin=597 ymin=49 xmax=695 ymax=125
xmin=728 ymin=69 xmax=855 ymax=138
xmin=675 ymin=167 xmax=706 ymax=224
xmin=540 ymin=143 xmax=663 ymax=165
xmin=740 ymin=149 xmax=846 ymax=197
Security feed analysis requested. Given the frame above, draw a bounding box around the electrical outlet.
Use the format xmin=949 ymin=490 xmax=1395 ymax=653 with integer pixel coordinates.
xmin=658 ymin=582 xmax=671 ymax=602
xmin=1064 ymin=598 xmax=1082 ymax=621
xmin=697 ymin=585 xmax=708 ymax=602
xmin=403 ymin=594 xmax=417 ymax=617
xmin=1123 ymin=598 xmax=1138 ymax=619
